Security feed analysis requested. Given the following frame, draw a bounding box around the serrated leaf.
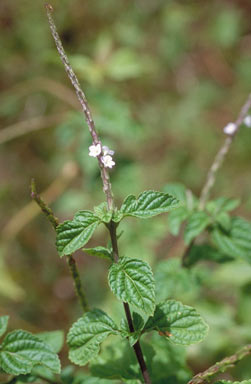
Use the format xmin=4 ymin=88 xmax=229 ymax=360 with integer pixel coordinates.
xmin=0 ymin=316 xmax=9 ymax=338
xmin=167 ymin=206 xmax=189 ymax=235
xmin=117 ymin=190 xmax=180 ymax=220
xmin=56 ymin=211 xmax=100 ymax=256
xmin=184 ymin=211 xmax=211 ymax=244
xmin=108 ymin=257 xmax=155 ymax=315
xmin=67 ymin=309 xmax=119 ymax=366
xmin=83 ymin=246 xmax=113 ymax=261
xmin=36 ymin=330 xmax=64 ymax=353
xmin=93 ymin=202 xmax=113 ymax=223
xmin=0 ymin=330 xmax=61 ymax=375
xmin=144 ymin=300 xmax=209 ymax=345
xmin=211 ymin=217 xmax=251 ymax=263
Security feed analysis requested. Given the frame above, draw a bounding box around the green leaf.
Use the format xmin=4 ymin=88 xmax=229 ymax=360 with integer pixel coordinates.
xmin=56 ymin=211 xmax=100 ymax=256
xmin=67 ymin=309 xmax=119 ymax=366
xmin=211 ymin=217 xmax=251 ymax=263
xmin=184 ymin=211 xmax=211 ymax=244
xmin=0 ymin=316 xmax=9 ymax=338
xmin=36 ymin=330 xmax=64 ymax=353
xmin=117 ymin=190 xmax=180 ymax=220
xmin=93 ymin=202 xmax=113 ymax=223
xmin=108 ymin=257 xmax=155 ymax=316
xmin=83 ymin=246 xmax=113 ymax=261
xmin=167 ymin=206 xmax=189 ymax=235
xmin=144 ymin=300 xmax=209 ymax=345
xmin=0 ymin=330 xmax=61 ymax=375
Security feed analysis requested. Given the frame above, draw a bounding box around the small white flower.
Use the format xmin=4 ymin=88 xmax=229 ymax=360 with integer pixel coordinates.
xmin=101 ymin=155 xmax=115 ymax=168
xmin=244 ymin=115 xmax=251 ymax=128
xmin=103 ymin=145 xmax=115 ymax=156
xmin=223 ymin=122 xmax=237 ymax=135
xmin=89 ymin=143 xmax=101 ymax=157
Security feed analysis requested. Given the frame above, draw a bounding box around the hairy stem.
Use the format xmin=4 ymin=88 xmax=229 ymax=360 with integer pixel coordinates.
xmin=45 ymin=4 xmax=113 ymax=209
xmin=108 ymin=221 xmax=152 ymax=384
xmin=45 ymin=5 xmax=151 ymax=381
xmin=188 ymin=344 xmax=251 ymax=384
xmin=31 ymin=179 xmax=89 ymax=312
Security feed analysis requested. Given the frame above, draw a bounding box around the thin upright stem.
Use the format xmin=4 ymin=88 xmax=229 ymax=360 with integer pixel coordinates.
xmin=45 ymin=4 xmax=113 ymax=209
xmin=108 ymin=222 xmax=152 ymax=384
xmin=31 ymin=179 xmax=89 ymax=312
xmin=45 ymin=6 xmax=151 ymax=381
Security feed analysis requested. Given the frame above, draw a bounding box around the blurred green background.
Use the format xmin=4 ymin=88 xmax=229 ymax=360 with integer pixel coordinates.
xmin=0 ymin=0 xmax=251 ymax=382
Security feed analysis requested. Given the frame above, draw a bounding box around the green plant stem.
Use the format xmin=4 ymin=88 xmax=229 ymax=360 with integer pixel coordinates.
xmin=108 ymin=221 xmax=152 ymax=384
xmin=31 ymin=179 xmax=89 ymax=312
xmin=188 ymin=344 xmax=251 ymax=384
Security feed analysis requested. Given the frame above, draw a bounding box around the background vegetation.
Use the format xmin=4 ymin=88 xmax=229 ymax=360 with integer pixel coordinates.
xmin=0 ymin=0 xmax=251 ymax=382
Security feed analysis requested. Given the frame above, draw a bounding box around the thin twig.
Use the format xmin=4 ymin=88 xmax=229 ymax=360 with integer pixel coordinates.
xmin=45 ymin=4 xmax=113 ymax=209
xmin=31 ymin=178 xmax=89 ymax=313
xmin=199 ymin=93 xmax=251 ymax=210
xmin=0 ymin=114 xmax=65 ymax=145
xmin=188 ymin=344 xmax=251 ymax=384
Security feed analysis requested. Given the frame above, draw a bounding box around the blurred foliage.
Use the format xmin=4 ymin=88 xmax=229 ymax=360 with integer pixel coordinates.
xmin=0 ymin=0 xmax=251 ymax=382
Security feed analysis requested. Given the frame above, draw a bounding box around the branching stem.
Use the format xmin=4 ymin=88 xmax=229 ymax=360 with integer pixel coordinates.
xmin=31 ymin=179 xmax=89 ymax=312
